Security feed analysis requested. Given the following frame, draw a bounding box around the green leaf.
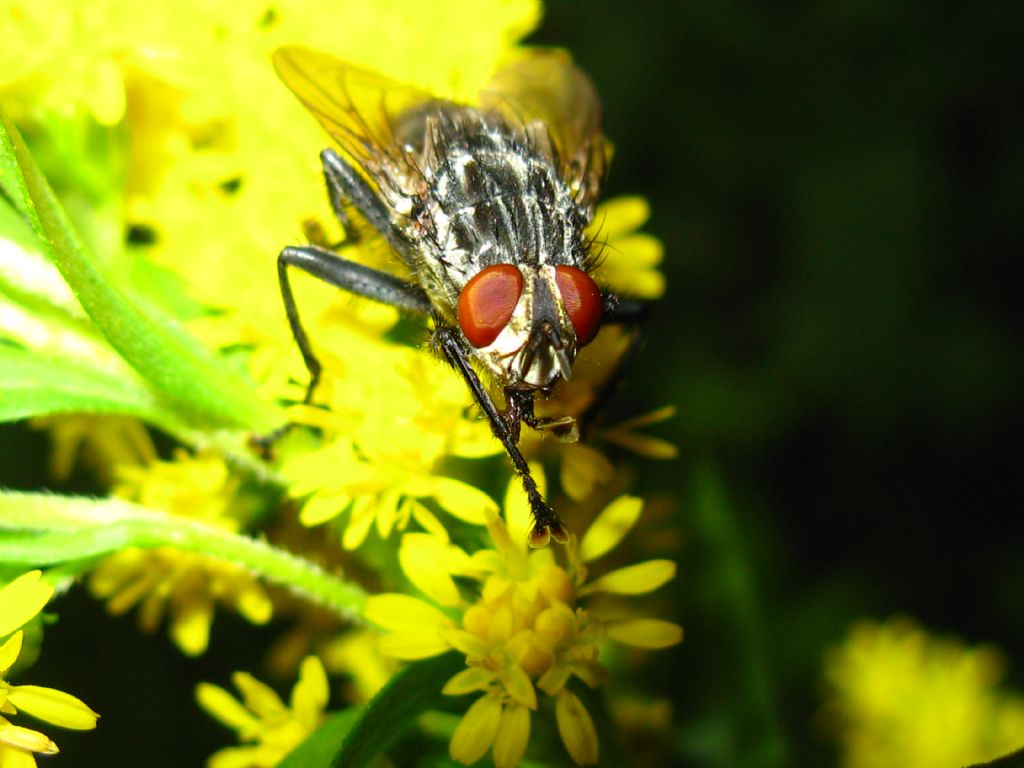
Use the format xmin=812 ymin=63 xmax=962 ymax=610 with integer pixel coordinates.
xmin=333 ymin=652 xmax=465 ymax=768
xmin=0 ymin=344 xmax=184 ymax=431
xmin=0 ymin=117 xmax=39 ymax=233
xmin=0 ymin=490 xmax=366 ymax=620
xmin=0 ymin=110 xmax=279 ymax=433
xmin=278 ymin=709 xmax=360 ymax=768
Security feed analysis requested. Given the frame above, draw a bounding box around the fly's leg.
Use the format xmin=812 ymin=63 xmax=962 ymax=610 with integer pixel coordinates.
xmin=255 ymin=148 xmax=428 ymax=453
xmin=434 ymin=326 xmax=569 ymax=548
xmin=506 ymin=388 xmax=578 ymax=442
xmin=320 ymin=148 xmax=413 ymax=257
xmin=278 ymin=148 xmax=425 ymax=406
xmin=251 ymin=246 xmax=431 ymax=455
xmin=278 ymin=245 xmax=431 ymax=404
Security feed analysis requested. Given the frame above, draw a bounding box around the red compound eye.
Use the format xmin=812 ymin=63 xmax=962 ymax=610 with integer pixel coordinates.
xmin=555 ymin=265 xmax=602 ymax=346
xmin=458 ymin=264 xmax=524 ymax=348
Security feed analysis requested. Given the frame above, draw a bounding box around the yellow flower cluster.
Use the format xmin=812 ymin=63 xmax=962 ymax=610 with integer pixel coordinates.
xmin=2 ymin=0 xmax=675 ymax=764
xmin=824 ymin=619 xmax=1024 ymax=768
xmin=197 ymin=656 xmax=329 ymax=768
xmin=89 ymin=451 xmax=272 ymax=656
xmin=366 ymin=475 xmax=682 ymax=766
xmin=0 ymin=572 xmax=98 ymax=768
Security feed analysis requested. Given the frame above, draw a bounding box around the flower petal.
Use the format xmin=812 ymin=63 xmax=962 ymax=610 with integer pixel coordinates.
xmin=443 ymin=667 xmax=497 ymax=695
xmin=0 ymin=572 xmax=53 ymax=637
xmin=579 ymin=559 xmax=675 ymax=596
xmin=591 ymin=196 xmax=650 ymax=235
xmin=291 ymin=656 xmax=329 ymax=729
xmin=493 ymin=702 xmax=531 ymax=768
xmin=367 ymin=594 xmax=455 ymax=660
xmin=500 ymin=663 xmax=538 ymax=710
xmin=377 ymin=633 xmax=453 ymax=660
xmin=195 ymin=683 xmax=259 ymax=734
xmin=0 ymin=722 xmax=59 ymax=755
xmin=561 ymin=444 xmax=613 ymax=502
xmin=342 ymin=496 xmax=377 ymax=550
xmin=232 ymin=672 xmax=286 ymax=720
xmin=399 ymin=533 xmax=465 ymax=607
xmin=7 ymin=686 xmax=99 ymax=730
xmin=504 ymin=464 xmax=543 ymax=546
xmin=578 ymin=496 xmax=643 ymax=563
xmin=556 ymin=689 xmax=598 ymax=765
xmin=0 ymin=632 xmax=24 ymax=674
xmin=428 ymin=477 xmax=497 ymax=524
xmin=298 ymin=493 xmax=350 ymax=527
xmin=449 ymin=694 xmax=501 ymax=764
xmin=606 ymin=619 xmax=684 ymax=649
xmin=365 ymin=594 xmax=454 ymax=633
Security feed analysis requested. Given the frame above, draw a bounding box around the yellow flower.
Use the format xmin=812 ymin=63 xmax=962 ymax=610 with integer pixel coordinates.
xmin=588 ymin=196 xmax=665 ymax=300
xmin=365 ymin=475 xmax=682 ymax=767
xmin=30 ymin=415 xmax=156 ymax=485
xmin=824 ymin=618 xmax=1024 ymax=768
xmin=89 ymin=451 xmax=273 ymax=655
xmin=276 ymin=339 xmax=500 ymax=548
xmin=0 ymin=572 xmax=99 ymax=768
xmin=197 ymin=655 xmax=329 ymax=768
xmin=3 ymin=0 xmax=667 ymax=551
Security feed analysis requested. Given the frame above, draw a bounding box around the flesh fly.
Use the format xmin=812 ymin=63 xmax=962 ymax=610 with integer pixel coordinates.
xmin=273 ymin=46 xmax=645 ymax=546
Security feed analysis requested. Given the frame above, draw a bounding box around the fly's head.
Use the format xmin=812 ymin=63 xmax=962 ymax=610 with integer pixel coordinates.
xmin=457 ymin=263 xmax=603 ymax=390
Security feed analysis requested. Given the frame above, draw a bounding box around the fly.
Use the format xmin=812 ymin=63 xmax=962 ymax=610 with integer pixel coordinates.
xmin=272 ymin=46 xmax=646 ymax=546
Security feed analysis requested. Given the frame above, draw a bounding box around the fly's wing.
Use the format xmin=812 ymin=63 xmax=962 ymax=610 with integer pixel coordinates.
xmin=273 ymin=46 xmax=436 ymax=181
xmin=480 ymin=50 xmax=606 ymax=214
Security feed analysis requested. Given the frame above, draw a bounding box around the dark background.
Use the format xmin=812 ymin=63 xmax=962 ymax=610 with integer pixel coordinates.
xmin=4 ymin=1 xmax=1023 ymax=766
xmin=535 ymin=1 xmax=1024 ymax=765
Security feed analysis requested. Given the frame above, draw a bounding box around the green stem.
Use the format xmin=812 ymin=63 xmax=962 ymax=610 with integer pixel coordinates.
xmin=0 ymin=491 xmax=365 ymax=619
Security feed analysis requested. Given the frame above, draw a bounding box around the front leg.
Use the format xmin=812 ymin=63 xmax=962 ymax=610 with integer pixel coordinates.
xmin=506 ymin=388 xmax=578 ymax=443
xmin=434 ymin=327 xmax=568 ymax=547
xmin=278 ymin=245 xmax=431 ymax=405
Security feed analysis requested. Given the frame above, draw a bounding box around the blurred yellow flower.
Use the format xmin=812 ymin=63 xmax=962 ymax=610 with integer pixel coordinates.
xmin=0 ymin=572 xmax=99 ymax=768
xmin=824 ymin=618 xmax=1024 ymax=768
xmin=89 ymin=451 xmax=272 ymax=655
xmin=197 ymin=655 xmax=329 ymax=768
xmin=588 ymin=196 xmax=665 ymax=301
xmin=365 ymin=475 xmax=682 ymax=767
xmin=31 ymin=415 xmax=156 ymax=485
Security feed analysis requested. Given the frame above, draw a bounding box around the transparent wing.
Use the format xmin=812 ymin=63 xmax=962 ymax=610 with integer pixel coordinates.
xmin=480 ymin=50 xmax=607 ymax=210
xmin=273 ymin=46 xmax=436 ymax=176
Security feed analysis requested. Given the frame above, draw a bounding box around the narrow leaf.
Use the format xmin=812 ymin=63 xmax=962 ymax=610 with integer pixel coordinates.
xmin=333 ymin=652 xmax=465 ymax=768
xmin=278 ymin=709 xmax=360 ymax=768
xmin=0 ymin=344 xmax=181 ymax=432
xmin=0 ymin=110 xmax=278 ymax=433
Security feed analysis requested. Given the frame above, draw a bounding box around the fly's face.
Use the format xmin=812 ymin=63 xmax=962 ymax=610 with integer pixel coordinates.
xmin=457 ymin=263 xmax=603 ymax=389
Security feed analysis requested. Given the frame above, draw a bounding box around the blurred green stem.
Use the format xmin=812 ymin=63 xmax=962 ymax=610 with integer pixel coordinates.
xmin=691 ymin=461 xmax=787 ymax=767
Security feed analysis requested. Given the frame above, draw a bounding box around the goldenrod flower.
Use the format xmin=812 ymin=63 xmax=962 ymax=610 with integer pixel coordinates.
xmin=587 ymin=196 xmax=665 ymax=301
xmin=31 ymin=415 xmax=156 ymax=485
xmin=2 ymin=0 xmax=666 ymax=545
xmin=2 ymin=3 xmax=673 ymax=763
xmin=197 ymin=655 xmax=330 ymax=768
xmin=824 ymin=618 xmax=1024 ymax=768
xmin=89 ymin=451 xmax=273 ymax=655
xmin=366 ymin=476 xmax=682 ymax=767
xmin=0 ymin=572 xmax=99 ymax=768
